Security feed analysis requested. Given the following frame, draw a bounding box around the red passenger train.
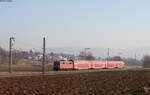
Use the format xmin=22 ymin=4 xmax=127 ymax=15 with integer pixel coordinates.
xmin=53 ymin=60 xmax=125 ymax=70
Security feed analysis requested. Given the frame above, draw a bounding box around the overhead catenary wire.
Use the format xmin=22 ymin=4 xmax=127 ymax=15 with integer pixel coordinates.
xmin=15 ymin=40 xmax=42 ymax=49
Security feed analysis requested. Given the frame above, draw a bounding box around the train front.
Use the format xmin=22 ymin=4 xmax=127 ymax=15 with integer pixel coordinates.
xmin=53 ymin=60 xmax=74 ymax=71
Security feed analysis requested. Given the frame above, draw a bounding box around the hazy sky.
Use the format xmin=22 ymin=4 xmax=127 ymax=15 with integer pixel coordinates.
xmin=1 ymin=0 xmax=150 ymax=50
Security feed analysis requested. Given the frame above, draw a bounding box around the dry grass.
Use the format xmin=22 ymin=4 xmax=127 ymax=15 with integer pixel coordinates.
xmin=0 ymin=64 xmax=53 ymax=72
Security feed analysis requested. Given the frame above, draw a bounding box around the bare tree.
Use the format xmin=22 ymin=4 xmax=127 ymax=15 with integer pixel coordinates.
xmin=0 ymin=46 xmax=8 ymax=64
xmin=110 ymin=56 xmax=123 ymax=61
xmin=12 ymin=50 xmax=22 ymax=64
xmin=142 ymin=55 xmax=150 ymax=68
xmin=78 ymin=51 xmax=96 ymax=60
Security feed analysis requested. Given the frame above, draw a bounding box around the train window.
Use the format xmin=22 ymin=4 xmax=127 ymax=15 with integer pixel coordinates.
xmin=61 ymin=61 xmax=73 ymax=64
xmin=66 ymin=61 xmax=72 ymax=64
xmin=67 ymin=61 xmax=70 ymax=64
xmin=63 ymin=61 xmax=68 ymax=64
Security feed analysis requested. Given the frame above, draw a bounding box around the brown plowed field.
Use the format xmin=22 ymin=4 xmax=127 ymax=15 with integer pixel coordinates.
xmin=0 ymin=69 xmax=150 ymax=95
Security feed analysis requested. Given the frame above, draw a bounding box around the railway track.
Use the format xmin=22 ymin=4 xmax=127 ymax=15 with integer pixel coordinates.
xmin=0 ymin=68 xmax=149 ymax=78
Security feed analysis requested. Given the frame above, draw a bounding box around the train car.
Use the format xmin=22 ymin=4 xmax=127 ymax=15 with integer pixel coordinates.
xmin=53 ymin=60 xmax=125 ymax=71
xmin=107 ymin=61 xmax=125 ymax=68
xmin=74 ymin=61 xmax=91 ymax=70
xmin=92 ymin=61 xmax=106 ymax=69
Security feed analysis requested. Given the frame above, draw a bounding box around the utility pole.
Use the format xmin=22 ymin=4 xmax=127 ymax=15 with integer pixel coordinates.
xmin=135 ymin=53 xmax=137 ymax=64
xmin=84 ymin=48 xmax=90 ymax=60
xmin=106 ymin=48 xmax=110 ymax=68
xmin=42 ymin=37 xmax=46 ymax=74
xmin=9 ymin=37 xmax=15 ymax=73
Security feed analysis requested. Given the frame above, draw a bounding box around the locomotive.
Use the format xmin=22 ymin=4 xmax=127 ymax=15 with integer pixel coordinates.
xmin=54 ymin=59 xmax=125 ymax=71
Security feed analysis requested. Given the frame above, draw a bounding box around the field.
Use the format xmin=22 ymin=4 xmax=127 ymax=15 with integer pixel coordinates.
xmin=0 ymin=69 xmax=150 ymax=95
xmin=0 ymin=64 xmax=53 ymax=72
